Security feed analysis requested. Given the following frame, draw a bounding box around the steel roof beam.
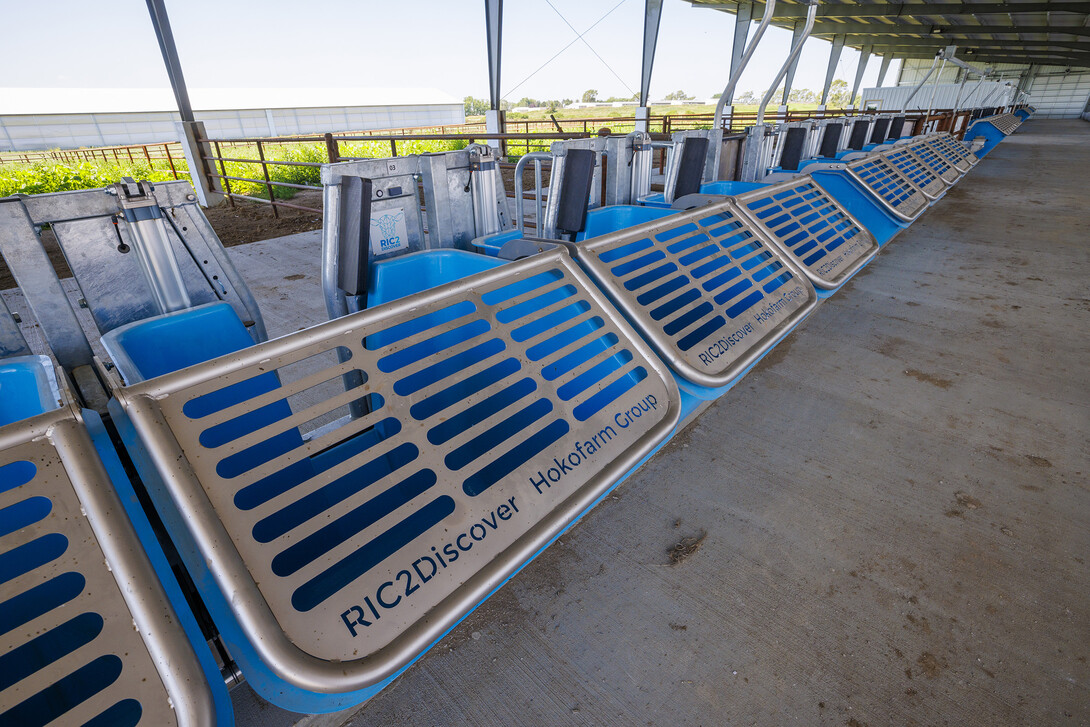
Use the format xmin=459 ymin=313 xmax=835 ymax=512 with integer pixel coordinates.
xmin=885 ymin=51 xmax=1090 ymax=65
xmin=691 ymin=1 xmax=1089 ymax=19
xmin=805 ymin=23 xmax=1090 ymax=37
xmin=840 ymin=36 xmax=1090 ymax=48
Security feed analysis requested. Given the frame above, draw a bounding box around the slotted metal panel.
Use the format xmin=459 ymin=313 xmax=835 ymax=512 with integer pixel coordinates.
xmin=0 ymin=406 xmax=216 ymax=726
xmin=882 ymin=147 xmax=946 ymax=200
xmin=111 ymin=248 xmax=678 ymax=694
xmin=907 ymin=138 xmax=961 ymax=184
xmin=735 ymin=178 xmax=879 ymax=291
xmin=983 ymin=113 xmax=1022 ymax=135
xmin=927 ymin=134 xmax=980 ymax=172
xmin=846 ymin=153 xmax=930 ymax=222
xmin=560 ymin=199 xmax=818 ymax=389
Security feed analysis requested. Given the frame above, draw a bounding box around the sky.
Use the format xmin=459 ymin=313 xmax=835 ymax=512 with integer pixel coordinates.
xmin=1 ymin=0 xmax=899 ymax=105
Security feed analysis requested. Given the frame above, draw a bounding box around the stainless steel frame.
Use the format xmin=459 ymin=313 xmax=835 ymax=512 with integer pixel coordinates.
xmin=734 ymin=177 xmax=879 ymax=290
xmin=109 ymin=247 xmax=679 ymax=693
xmin=927 ymin=133 xmax=980 ymax=172
xmin=558 ymin=198 xmax=819 ymax=389
xmin=321 ymin=147 xmax=514 ymax=321
xmin=983 ymin=113 xmax=1022 ymax=135
xmin=2 ymin=182 xmax=266 ymax=346
xmin=844 ymin=153 xmax=930 ymax=222
xmin=0 ymin=378 xmax=217 ymax=725
xmin=907 ymin=137 xmax=962 ymax=185
xmin=882 ymin=146 xmax=947 ymax=201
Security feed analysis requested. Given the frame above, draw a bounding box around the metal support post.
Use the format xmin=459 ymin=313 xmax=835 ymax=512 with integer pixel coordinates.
xmin=145 ymin=0 xmax=194 ymax=123
xmin=820 ymin=35 xmax=845 ymax=106
xmin=637 ymin=0 xmax=665 ymax=131
xmin=484 ymin=0 xmax=505 ymax=150
xmin=849 ymin=44 xmax=872 ymax=108
xmin=780 ymin=18 xmax=811 ymax=105
xmin=900 ymin=53 xmax=941 ymax=113
xmin=727 ymin=1 xmax=755 ymax=104
xmin=758 ymin=1 xmax=818 ymax=125
xmin=876 ymin=54 xmax=893 ymax=87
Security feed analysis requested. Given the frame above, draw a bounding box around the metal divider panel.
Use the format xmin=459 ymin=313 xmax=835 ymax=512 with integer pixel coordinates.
xmin=734 ymin=178 xmax=879 ymax=290
xmin=909 ymin=139 xmax=961 ymax=184
xmin=929 ymin=134 xmax=979 ymax=171
xmin=0 ymin=407 xmax=216 ymax=726
xmin=990 ymin=114 xmax=1020 ymax=135
xmin=846 ymin=154 xmax=930 ymax=222
xmin=881 ymin=147 xmax=946 ymax=200
xmin=562 ymin=199 xmax=818 ymax=389
xmin=113 ymin=248 xmax=679 ymax=688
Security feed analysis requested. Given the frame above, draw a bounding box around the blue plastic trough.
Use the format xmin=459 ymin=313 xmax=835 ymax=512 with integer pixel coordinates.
xmin=0 ymin=355 xmax=233 ymax=726
xmin=106 ymin=247 xmax=679 ymax=713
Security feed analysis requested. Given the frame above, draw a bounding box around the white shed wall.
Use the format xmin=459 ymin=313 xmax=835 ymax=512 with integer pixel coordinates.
xmin=859 ymin=82 xmax=1008 ymax=111
xmin=896 ymin=59 xmax=1090 ymax=119
xmin=0 ymin=103 xmax=465 ymax=152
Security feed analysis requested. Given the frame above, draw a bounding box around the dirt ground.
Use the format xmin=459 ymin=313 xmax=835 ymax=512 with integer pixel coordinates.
xmin=203 ymin=190 xmax=324 ymax=247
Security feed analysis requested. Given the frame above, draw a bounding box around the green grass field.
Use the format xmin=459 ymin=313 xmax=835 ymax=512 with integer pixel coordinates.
xmin=0 ymin=103 xmax=827 ymax=199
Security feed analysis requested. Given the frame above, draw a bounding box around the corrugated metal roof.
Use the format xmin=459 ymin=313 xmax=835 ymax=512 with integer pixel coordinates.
xmin=687 ymin=1 xmax=1090 ymax=67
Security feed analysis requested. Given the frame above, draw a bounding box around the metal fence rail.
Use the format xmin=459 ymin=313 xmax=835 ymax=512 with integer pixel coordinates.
xmin=0 ymin=141 xmax=186 ymax=178
xmin=2 ymin=107 xmax=974 ymax=221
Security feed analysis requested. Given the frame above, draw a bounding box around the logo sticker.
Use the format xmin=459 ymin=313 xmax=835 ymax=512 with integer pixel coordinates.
xmin=370 ymin=208 xmax=409 ymax=255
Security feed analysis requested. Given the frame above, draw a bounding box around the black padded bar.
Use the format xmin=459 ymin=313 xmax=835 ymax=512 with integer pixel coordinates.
xmin=818 ymin=123 xmax=842 ymax=158
xmin=888 ymin=116 xmax=906 ymax=139
xmin=555 ymin=148 xmax=596 ymax=236
xmin=673 ymin=136 xmax=710 ymax=200
xmin=848 ymin=120 xmax=870 ymax=150
xmin=869 ymin=118 xmax=890 ymax=144
xmin=337 ymin=176 xmax=373 ymax=296
xmin=778 ymin=127 xmax=808 ymax=171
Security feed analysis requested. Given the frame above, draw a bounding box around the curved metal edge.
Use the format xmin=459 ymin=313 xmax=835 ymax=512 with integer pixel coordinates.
xmin=0 ymin=405 xmax=219 ymax=726
xmin=557 ymin=200 xmax=821 ymax=391
xmin=883 ymin=147 xmax=947 ymax=201
xmin=733 ymin=178 xmax=880 ymax=291
xmin=929 ymin=135 xmax=977 ymax=172
xmin=910 ymin=141 xmax=963 ymax=185
xmin=845 ymin=157 xmax=928 ymax=223
xmin=111 ymin=246 xmax=682 ymax=697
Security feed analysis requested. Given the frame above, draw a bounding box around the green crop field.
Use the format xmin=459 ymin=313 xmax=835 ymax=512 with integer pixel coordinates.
xmin=0 ymin=103 xmax=825 ymax=201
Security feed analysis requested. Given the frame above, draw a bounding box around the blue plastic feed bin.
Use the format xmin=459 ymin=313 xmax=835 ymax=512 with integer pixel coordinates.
xmin=965 ymin=120 xmax=1006 ymax=157
xmin=0 ymin=355 xmax=235 ymax=726
xmin=807 ymin=169 xmax=908 ymax=247
xmin=102 ymin=301 xmax=258 ymax=384
xmin=641 ymin=181 xmax=768 ymax=209
xmin=576 ymin=205 xmax=678 ymax=240
xmin=0 ymin=356 xmax=60 ymax=425
xmin=109 ymin=246 xmax=676 ymax=712
xmin=470 ymin=205 xmax=680 ymax=251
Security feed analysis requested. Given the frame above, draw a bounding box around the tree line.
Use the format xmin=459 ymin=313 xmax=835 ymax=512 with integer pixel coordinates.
xmin=464 ymin=80 xmax=856 ymax=116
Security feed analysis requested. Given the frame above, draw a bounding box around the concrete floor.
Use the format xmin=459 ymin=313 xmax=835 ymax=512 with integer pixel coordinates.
xmin=225 ymin=119 xmax=1090 ymax=727
xmin=57 ymin=119 xmax=1077 ymax=727
xmin=302 ymin=120 xmax=1085 ymax=727
xmin=3 ymin=119 xmax=1083 ymax=727
xmin=3 ymin=119 xmax=1084 ymax=727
